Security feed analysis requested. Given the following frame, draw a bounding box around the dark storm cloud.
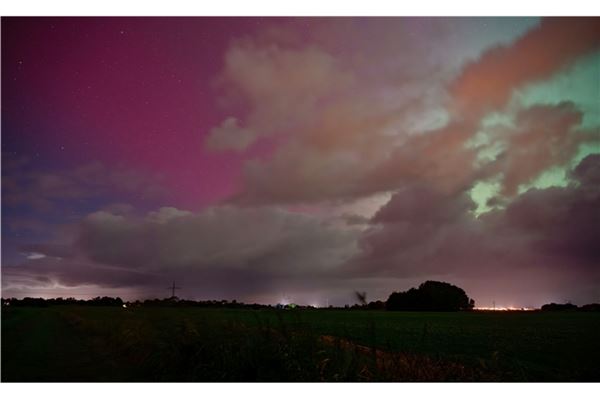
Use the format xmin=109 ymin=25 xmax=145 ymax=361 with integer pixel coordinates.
xmin=493 ymin=154 xmax=600 ymax=266
xmin=10 ymin=156 xmax=598 ymax=304
xmin=349 ymin=155 xmax=600 ymax=298
xmin=482 ymin=102 xmax=590 ymax=195
xmin=350 ymin=185 xmax=481 ymax=277
xmin=75 ymin=206 xmax=359 ymax=274
xmin=3 ymin=206 xmax=361 ymax=300
xmin=2 ymin=154 xmax=167 ymax=213
xmin=3 ymin=256 xmax=162 ymax=289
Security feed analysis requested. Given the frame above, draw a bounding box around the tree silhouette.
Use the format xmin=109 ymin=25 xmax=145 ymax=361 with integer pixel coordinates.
xmin=386 ymin=281 xmax=474 ymax=311
xmin=354 ymin=291 xmax=367 ymax=306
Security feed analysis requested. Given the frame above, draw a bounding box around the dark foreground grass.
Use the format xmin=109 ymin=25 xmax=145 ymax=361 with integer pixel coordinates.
xmin=2 ymin=306 xmax=599 ymax=382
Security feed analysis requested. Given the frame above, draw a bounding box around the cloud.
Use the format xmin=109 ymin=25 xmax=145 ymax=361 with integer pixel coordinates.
xmin=484 ymin=102 xmax=588 ymax=195
xmin=232 ymin=143 xmax=385 ymax=205
xmin=205 ymin=18 xmax=597 ymax=207
xmin=365 ymin=120 xmax=479 ymax=197
xmin=24 ymin=252 xmax=46 ymax=260
xmin=2 ymin=155 xmax=167 ymax=213
xmin=350 ymin=184 xmax=479 ymax=278
xmin=205 ymin=117 xmax=257 ymax=151
xmin=347 ymin=154 xmax=600 ymax=305
xmin=207 ymin=40 xmax=355 ymax=151
xmin=4 ymin=156 xmax=599 ymax=306
xmin=1 ymin=156 xmax=170 ymax=280
xmin=213 ymin=35 xmax=454 ymax=205
xmin=4 ymin=205 xmax=361 ymax=300
xmin=204 ymin=22 xmax=446 ymax=204
xmin=77 ymin=206 xmax=360 ymax=274
xmin=451 ymin=18 xmax=600 ymax=118
xmin=573 ymin=151 xmax=600 ymax=186
xmin=494 ymin=154 xmax=600 ymax=265
xmin=3 ymin=257 xmax=161 ymax=290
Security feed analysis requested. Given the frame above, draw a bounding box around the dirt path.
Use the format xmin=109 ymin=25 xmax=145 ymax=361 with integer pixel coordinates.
xmin=318 ymin=334 xmax=499 ymax=381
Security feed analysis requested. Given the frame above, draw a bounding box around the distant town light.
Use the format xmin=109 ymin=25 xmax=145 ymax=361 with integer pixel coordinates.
xmin=474 ymin=306 xmax=535 ymax=311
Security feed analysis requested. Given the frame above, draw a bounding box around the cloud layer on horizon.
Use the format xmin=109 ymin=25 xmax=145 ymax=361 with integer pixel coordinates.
xmin=4 ymin=154 xmax=599 ymax=306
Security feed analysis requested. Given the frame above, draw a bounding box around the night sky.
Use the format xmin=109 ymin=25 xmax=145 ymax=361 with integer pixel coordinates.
xmin=2 ymin=17 xmax=599 ymax=307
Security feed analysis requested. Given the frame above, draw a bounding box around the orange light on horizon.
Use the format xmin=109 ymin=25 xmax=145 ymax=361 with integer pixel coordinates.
xmin=474 ymin=306 xmax=536 ymax=311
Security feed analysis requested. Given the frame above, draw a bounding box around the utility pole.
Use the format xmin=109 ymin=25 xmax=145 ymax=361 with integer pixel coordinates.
xmin=167 ymin=281 xmax=181 ymax=299
xmin=493 ymin=300 xmax=496 ymax=311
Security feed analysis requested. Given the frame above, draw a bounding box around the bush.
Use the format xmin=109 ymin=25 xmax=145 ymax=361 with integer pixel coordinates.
xmin=541 ymin=303 xmax=579 ymax=311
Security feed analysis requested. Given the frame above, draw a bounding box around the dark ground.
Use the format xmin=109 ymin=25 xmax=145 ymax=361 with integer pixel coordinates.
xmin=2 ymin=306 xmax=599 ymax=382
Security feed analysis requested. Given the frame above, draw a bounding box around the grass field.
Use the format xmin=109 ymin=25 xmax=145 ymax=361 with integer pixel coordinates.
xmin=2 ymin=306 xmax=600 ymax=382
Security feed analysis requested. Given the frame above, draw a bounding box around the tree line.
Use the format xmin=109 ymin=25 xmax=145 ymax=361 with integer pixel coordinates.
xmin=3 ymin=280 xmax=597 ymax=311
xmin=540 ymin=302 xmax=600 ymax=311
xmin=1 ymin=280 xmax=474 ymax=310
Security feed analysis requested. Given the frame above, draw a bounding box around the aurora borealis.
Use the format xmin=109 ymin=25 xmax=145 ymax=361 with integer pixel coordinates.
xmin=2 ymin=17 xmax=599 ymax=307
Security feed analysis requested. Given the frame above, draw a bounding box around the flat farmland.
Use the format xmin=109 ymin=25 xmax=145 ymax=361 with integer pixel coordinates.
xmin=2 ymin=306 xmax=599 ymax=382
